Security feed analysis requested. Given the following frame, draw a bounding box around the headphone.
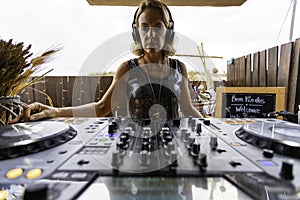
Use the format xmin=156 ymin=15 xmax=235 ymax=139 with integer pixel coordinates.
xmin=131 ymin=3 xmax=175 ymax=45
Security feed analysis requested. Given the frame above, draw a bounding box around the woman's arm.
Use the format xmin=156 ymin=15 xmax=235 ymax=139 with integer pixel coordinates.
xmin=178 ymin=61 xmax=203 ymax=118
xmin=10 ymin=61 xmax=129 ymax=123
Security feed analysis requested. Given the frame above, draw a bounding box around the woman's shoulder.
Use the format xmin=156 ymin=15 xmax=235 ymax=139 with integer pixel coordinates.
xmin=114 ymin=61 xmax=129 ymax=79
xmin=115 ymin=58 xmax=140 ymax=78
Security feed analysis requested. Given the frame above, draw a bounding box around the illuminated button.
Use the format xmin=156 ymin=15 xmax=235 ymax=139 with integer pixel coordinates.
xmin=226 ymin=121 xmax=236 ymax=125
xmin=0 ymin=190 xmax=8 ymax=200
xmin=99 ymin=138 xmax=109 ymax=142
xmin=52 ymin=172 xmax=69 ymax=179
xmin=26 ymin=168 xmax=43 ymax=179
xmin=6 ymin=168 xmax=23 ymax=179
xmin=70 ymin=172 xmax=88 ymax=179
xmin=230 ymin=142 xmax=240 ymax=147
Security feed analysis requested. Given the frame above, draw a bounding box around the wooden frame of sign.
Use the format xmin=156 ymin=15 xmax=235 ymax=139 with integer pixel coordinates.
xmin=215 ymin=87 xmax=286 ymax=118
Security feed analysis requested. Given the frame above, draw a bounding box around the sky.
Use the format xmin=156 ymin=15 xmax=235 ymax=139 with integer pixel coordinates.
xmin=0 ymin=0 xmax=299 ymax=75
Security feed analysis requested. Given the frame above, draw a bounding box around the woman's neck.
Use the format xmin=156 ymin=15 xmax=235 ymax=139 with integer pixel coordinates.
xmin=143 ymin=52 xmax=166 ymax=64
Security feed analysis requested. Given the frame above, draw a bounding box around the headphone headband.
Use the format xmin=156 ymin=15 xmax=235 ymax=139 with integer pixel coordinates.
xmin=131 ymin=3 xmax=174 ymax=30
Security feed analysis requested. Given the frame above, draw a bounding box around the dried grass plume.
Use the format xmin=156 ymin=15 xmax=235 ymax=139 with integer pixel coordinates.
xmin=0 ymin=38 xmax=62 ymax=97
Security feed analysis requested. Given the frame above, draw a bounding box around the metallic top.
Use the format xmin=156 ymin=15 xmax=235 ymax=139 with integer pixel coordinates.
xmin=126 ymin=58 xmax=183 ymax=119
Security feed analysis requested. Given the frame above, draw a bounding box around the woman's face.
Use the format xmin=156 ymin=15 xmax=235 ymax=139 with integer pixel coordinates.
xmin=137 ymin=7 xmax=167 ymax=53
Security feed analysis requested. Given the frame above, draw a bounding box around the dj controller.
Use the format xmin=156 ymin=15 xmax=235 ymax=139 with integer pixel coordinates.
xmin=0 ymin=117 xmax=300 ymax=200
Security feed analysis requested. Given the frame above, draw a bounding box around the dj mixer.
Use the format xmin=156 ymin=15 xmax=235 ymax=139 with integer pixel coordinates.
xmin=0 ymin=117 xmax=299 ymax=200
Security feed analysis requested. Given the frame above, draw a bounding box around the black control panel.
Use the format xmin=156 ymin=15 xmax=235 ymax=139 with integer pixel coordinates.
xmin=0 ymin=117 xmax=299 ymax=200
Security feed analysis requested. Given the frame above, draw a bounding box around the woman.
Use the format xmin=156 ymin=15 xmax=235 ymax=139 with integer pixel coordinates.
xmin=12 ymin=0 xmax=202 ymax=123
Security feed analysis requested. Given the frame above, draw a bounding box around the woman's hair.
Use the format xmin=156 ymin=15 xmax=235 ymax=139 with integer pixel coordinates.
xmin=131 ymin=0 xmax=176 ymax=56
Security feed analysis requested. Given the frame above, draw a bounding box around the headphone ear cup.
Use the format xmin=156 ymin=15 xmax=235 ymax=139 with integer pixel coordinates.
xmin=166 ymin=29 xmax=175 ymax=44
xmin=132 ymin=26 xmax=141 ymax=43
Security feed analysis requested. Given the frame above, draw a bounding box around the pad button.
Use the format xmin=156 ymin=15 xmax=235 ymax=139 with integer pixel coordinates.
xmin=0 ymin=190 xmax=8 ymax=200
xmin=6 ymin=168 xmax=23 ymax=179
xmin=26 ymin=169 xmax=43 ymax=179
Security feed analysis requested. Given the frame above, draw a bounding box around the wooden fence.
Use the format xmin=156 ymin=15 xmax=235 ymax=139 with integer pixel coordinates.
xmin=19 ymin=76 xmax=113 ymax=108
xmin=227 ymin=38 xmax=300 ymax=113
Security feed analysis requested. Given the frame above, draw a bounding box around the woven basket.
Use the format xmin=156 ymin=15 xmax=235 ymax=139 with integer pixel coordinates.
xmin=0 ymin=96 xmax=27 ymax=126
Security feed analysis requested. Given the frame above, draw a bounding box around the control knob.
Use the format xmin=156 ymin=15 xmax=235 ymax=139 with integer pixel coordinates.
xmin=140 ymin=150 xmax=150 ymax=166
xmin=111 ymin=150 xmax=122 ymax=166
xmin=166 ymin=142 xmax=175 ymax=155
xmin=169 ymin=151 xmax=178 ymax=167
xmin=197 ymin=153 xmax=207 ymax=167
xmin=190 ymin=141 xmax=201 ymax=157
xmin=280 ymin=160 xmax=294 ymax=180
xmin=186 ymin=136 xmax=195 ymax=149
xmin=196 ymin=123 xmax=202 ymax=135
xmin=183 ymin=131 xmax=191 ymax=143
xmin=210 ymin=135 xmax=218 ymax=149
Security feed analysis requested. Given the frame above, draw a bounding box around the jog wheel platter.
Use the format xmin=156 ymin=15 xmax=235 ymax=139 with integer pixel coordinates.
xmin=0 ymin=121 xmax=77 ymax=160
xmin=235 ymin=120 xmax=300 ymax=158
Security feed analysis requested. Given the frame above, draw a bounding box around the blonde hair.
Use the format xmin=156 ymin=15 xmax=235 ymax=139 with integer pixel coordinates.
xmin=131 ymin=0 xmax=176 ymax=56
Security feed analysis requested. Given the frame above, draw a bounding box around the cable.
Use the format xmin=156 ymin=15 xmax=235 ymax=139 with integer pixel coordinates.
xmin=274 ymin=0 xmax=294 ymax=44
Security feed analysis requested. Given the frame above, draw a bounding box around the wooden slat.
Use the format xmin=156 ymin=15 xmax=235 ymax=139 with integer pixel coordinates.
xmin=278 ymin=42 xmax=293 ymax=87
xmin=44 ymin=77 xmax=64 ymax=107
xmin=45 ymin=76 xmax=68 ymax=107
xmin=99 ymin=76 xmax=114 ymax=116
xmin=238 ymin=57 xmax=246 ymax=86
xmin=267 ymin=46 xmax=278 ymax=86
xmin=227 ymin=63 xmax=234 ymax=87
xmin=99 ymin=76 xmax=113 ymax=99
xmin=95 ymin=78 xmax=102 ymax=102
xmin=252 ymin=52 xmax=259 ymax=86
xmin=81 ymin=76 xmax=101 ymax=104
xmin=68 ymin=76 xmax=80 ymax=106
xmin=234 ymin=58 xmax=240 ymax=86
xmin=259 ymin=50 xmax=267 ymax=87
xmin=61 ymin=77 xmax=69 ymax=107
xmin=19 ymin=87 xmax=34 ymax=105
xmin=18 ymin=77 xmax=34 ymax=105
xmin=289 ymin=38 xmax=300 ymax=112
xmin=226 ymin=65 xmax=231 ymax=86
xmin=278 ymin=42 xmax=293 ymax=110
xmin=33 ymin=77 xmax=47 ymax=105
xmin=245 ymin=54 xmax=252 ymax=86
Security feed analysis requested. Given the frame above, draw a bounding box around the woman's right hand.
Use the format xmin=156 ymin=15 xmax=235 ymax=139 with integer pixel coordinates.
xmin=9 ymin=102 xmax=59 ymax=124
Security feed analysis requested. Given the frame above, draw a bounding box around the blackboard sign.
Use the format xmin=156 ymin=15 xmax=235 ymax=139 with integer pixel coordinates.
xmin=215 ymin=87 xmax=285 ymax=118
xmin=222 ymin=93 xmax=275 ymax=118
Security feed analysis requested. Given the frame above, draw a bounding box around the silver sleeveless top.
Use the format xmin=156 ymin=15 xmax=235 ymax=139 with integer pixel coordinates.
xmin=126 ymin=58 xmax=183 ymax=119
